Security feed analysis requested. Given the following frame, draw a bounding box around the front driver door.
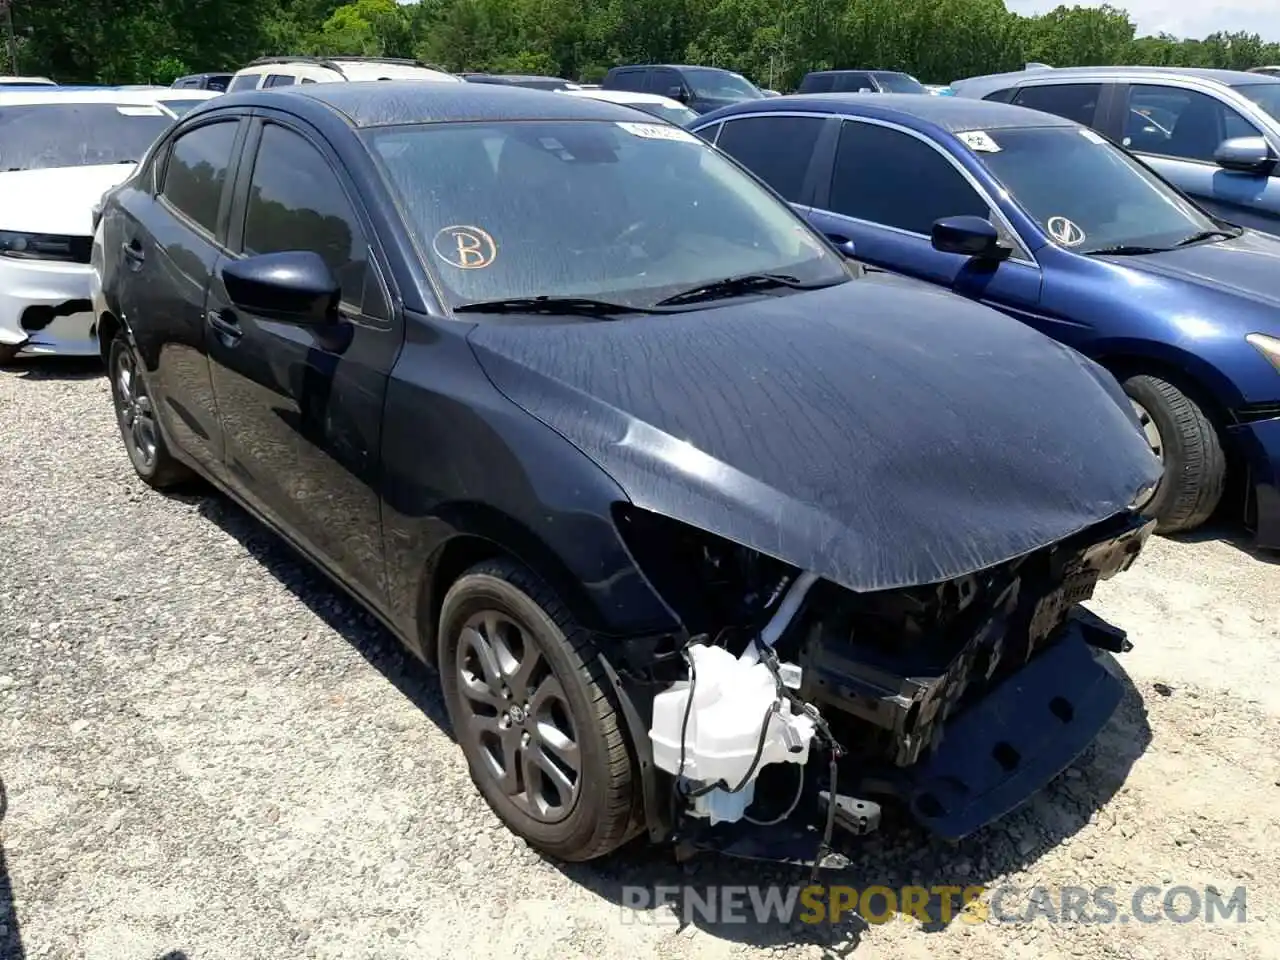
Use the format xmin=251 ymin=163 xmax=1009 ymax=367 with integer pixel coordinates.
xmin=205 ymin=116 xmax=402 ymax=603
xmin=805 ymin=118 xmax=1043 ymax=321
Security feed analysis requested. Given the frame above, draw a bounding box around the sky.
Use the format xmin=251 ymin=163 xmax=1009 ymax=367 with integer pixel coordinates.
xmin=1004 ymin=0 xmax=1280 ymax=42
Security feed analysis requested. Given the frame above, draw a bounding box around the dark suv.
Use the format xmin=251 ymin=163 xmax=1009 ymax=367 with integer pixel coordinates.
xmin=798 ymin=70 xmax=925 ymax=95
xmin=601 ymin=63 xmax=763 ymax=114
xmin=170 ymin=72 xmax=232 ymax=92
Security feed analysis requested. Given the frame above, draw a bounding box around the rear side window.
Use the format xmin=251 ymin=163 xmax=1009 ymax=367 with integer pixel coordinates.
xmin=1009 ymin=83 xmax=1103 ymax=126
xmin=798 ymin=74 xmax=833 ymax=94
xmin=228 ymin=73 xmax=260 ymax=93
xmin=982 ymin=87 xmax=1018 ymax=103
xmin=160 ymin=121 xmax=239 ymax=235
xmin=828 ymin=120 xmax=988 ymax=234
xmin=833 ymin=73 xmax=874 ymax=93
xmin=263 ymin=74 xmax=296 ymax=88
xmin=715 ymin=116 xmax=824 ymax=203
xmin=609 ymin=70 xmax=648 ymax=92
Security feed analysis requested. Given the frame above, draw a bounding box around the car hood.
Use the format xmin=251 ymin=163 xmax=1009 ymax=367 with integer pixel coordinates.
xmin=467 ymin=282 xmax=1161 ymax=593
xmin=1097 ymin=230 xmax=1280 ymax=319
xmin=0 ymin=163 xmax=135 ymax=236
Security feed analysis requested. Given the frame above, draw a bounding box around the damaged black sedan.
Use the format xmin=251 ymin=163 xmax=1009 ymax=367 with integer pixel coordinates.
xmin=93 ymin=82 xmax=1162 ymax=866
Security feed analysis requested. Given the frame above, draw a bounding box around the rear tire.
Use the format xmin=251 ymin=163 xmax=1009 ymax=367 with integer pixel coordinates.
xmin=1122 ymin=373 xmax=1225 ymax=534
xmin=438 ymin=559 xmax=638 ymax=862
xmin=108 ymin=334 xmax=193 ymax=489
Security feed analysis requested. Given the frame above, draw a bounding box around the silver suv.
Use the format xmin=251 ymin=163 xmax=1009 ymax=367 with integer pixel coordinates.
xmin=951 ymin=66 xmax=1280 ymax=236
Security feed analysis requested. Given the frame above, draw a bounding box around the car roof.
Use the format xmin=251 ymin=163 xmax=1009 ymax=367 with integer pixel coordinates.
xmin=696 ymin=92 xmax=1079 ymax=133
xmin=609 ymin=63 xmax=738 ymax=73
xmin=226 ymin=80 xmax=667 ymax=128
xmin=563 ymin=88 xmax=684 ymax=107
xmin=805 ymin=69 xmax=909 ymax=76
xmin=951 ymin=64 xmax=1279 ymax=98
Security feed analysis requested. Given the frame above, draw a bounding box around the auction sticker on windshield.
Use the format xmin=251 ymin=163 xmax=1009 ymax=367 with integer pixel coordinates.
xmin=958 ymin=130 xmax=1001 ymax=152
xmin=432 ymin=224 xmax=498 ymax=269
xmin=116 ymin=105 xmax=165 ymax=116
xmin=617 ymin=121 xmax=698 ymax=143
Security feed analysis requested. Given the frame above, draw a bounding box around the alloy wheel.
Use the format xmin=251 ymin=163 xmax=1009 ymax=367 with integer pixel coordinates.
xmin=114 ymin=345 xmax=158 ymax=470
xmin=1129 ymin=398 xmax=1164 ymax=463
xmin=455 ymin=610 xmax=582 ymax=823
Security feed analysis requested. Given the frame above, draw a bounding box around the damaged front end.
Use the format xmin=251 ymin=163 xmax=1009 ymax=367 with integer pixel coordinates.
xmin=606 ymin=504 xmax=1154 ymax=869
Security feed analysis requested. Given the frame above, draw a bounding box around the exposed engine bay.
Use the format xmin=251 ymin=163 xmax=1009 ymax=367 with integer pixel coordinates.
xmin=610 ymin=506 xmax=1155 ymax=870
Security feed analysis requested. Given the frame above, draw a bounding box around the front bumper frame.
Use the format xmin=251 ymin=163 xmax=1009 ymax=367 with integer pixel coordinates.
xmin=1228 ymin=413 xmax=1280 ymax=550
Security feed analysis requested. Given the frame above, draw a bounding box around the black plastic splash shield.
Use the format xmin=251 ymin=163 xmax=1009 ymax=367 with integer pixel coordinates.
xmin=895 ymin=623 xmax=1124 ymax=840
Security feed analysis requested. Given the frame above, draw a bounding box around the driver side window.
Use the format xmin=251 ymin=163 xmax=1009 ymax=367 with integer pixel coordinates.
xmin=828 ymin=120 xmax=989 ymax=235
xmin=1125 ymin=85 xmax=1261 ymax=162
xmin=240 ymin=123 xmax=387 ymax=319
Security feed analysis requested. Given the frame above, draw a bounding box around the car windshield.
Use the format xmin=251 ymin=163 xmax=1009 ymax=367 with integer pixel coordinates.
xmin=630 ymin=101 xmax=698 ymax=125
xmin=366 ymin=118 xmax=847 ymax=311
xmin=684 ymin=68 xmax=763 ymax=100
xmin=0 ymin=102 xmax=171 ymax=170
xmin=1229 ymin=81 xmax=1280 ymax=123
xmin=875 ymin=73 xmax=925 ymax=94
xmin=974 ymin=125 xmax=1219 ymax=254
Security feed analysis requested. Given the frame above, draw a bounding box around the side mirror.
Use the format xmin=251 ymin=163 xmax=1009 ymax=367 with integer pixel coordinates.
xmin=931 ymin=215 xmax=1011 ymax=261
xmin=221 ymin=250 xmax=339 ymax=323
xmin=1213 ymin=136 xmax=1274 ymax=173
xmin=666 ymin=85 xmax=689 ymax=103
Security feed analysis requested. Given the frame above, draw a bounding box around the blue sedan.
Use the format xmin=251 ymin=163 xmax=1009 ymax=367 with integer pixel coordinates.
xmin=690 ymin=94 xmax=1280 ymax=548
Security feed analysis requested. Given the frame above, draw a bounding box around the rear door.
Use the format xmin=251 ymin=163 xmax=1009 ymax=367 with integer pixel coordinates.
xmin=205 ymin=114 xmax=401 ymax=600
xmin=1110 ymin=81 xmax=1280 ymax=234
xmin=107 ymin=113 xmax=246 ymax=478
xmin=805 ymin=118 xmax=1043 ymax=319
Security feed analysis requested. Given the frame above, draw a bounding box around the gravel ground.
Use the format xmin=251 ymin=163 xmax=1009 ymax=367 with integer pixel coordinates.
xmin=2 ymin=358 xmax=1279 ymax=960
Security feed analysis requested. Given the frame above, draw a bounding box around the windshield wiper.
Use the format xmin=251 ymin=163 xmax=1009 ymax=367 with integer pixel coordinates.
xmin=655 ymin=272 xmax=832 ymax=306
xmin=1084 ymin=244 xmax=1170 ymax=256
xmin=1174 ymin=228 xmax=1241 ymax=247
xmin=452 ymin=295 xmax=658 ymax=317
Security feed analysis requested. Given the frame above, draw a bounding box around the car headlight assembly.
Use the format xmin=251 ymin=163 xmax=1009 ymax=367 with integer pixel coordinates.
xmin=0 ymin=230 xmax=90 ymax=263
xmin=1247 ymin=332 xmax=1280 ymax=373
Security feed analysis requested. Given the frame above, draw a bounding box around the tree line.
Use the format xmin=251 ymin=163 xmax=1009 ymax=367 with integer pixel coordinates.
xmin=6 ymin=0 xmax=1280 ymax=91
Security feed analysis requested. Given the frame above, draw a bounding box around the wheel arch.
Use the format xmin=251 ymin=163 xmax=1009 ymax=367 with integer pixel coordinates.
xmin=1089 ymin=337 xmax=1243 ymax=430
xmin=411 ymin=503 xmax=679 ymax=667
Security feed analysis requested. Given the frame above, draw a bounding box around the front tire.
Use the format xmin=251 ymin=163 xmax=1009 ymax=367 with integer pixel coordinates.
xmin=438 ymin=559 xmax=638 ymax=862
xmin=108 ymin=334 xmax=192 ymax=489
xmin=0 ymin=342 xmax=22 ymax=366
xmin=1122 ymin=373 xmax=1225 ymax=534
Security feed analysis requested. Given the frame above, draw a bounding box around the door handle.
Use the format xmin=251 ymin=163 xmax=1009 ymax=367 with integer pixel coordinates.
xmin=207 ymin=310 xmax=243 ymax=341
xmin=121 ymin=239 xmax=145 ymax=266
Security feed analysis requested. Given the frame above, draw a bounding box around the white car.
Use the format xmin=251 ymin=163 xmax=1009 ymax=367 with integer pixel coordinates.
xmin=560 ymin=87 xmax=698 ymax=126
xmin=226 ymin=56 xmax=460 ymax=92
xmin=0 ymin=90 xmax=185 ymax=363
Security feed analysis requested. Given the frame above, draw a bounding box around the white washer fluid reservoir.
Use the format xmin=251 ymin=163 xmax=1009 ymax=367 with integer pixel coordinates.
xmin=649 ymin=644 xmax=817 ymax=823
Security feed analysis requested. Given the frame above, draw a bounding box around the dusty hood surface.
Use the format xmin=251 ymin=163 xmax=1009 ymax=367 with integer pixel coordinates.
xmin=0 ymin=163 xmax=135 ymax=235
xmin=467 ymin=281 xmax=1161 ymax=592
